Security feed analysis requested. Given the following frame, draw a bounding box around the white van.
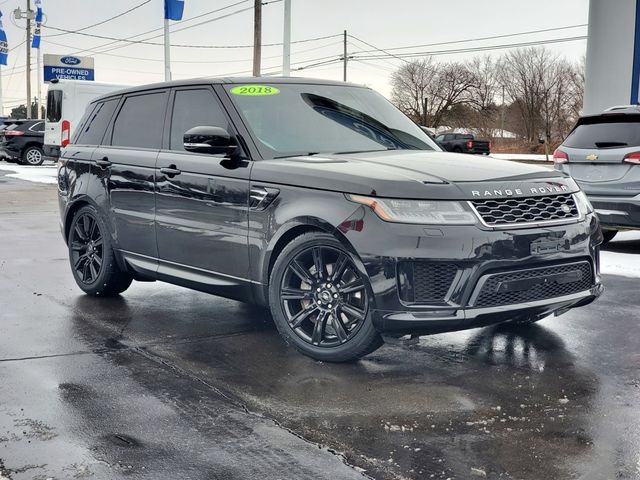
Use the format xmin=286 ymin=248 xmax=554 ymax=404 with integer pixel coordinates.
xmin=45 ymin=80 xmax=126 ymax=159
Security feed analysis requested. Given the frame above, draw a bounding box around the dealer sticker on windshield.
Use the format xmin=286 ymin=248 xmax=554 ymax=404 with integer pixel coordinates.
xmin=230 ymin=85 xmax=280 ymax=96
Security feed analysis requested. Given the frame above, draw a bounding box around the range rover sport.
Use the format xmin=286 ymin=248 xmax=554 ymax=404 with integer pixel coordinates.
xmin=58 ymin=78 xmax=603 ymax=362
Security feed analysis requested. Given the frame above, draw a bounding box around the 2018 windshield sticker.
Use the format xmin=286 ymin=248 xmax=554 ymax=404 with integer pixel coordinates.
xmin=230 ymin=85 xmax=280 ymax=96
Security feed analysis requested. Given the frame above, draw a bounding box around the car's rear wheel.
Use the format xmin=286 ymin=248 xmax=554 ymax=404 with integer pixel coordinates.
xmin=269 ymin=232 xmax=383 ymax=362
xmin=21 ymin=146 xmax=44 ymax=166
xmin=68 ymin=205 xmax=133 ymax=296
xmin=602 ymin=230 xmax=618 ymax=245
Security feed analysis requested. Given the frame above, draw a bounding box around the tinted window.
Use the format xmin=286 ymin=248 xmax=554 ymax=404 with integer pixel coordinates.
xmin=444 ymin=134 xmax=453 ymax=141
xmin=75 ymin=99 xmax=118 ymax=146
xmin=564 ymin=116 xmax=640 ymax=149
xmin=47 ymin=90 xmax=62 ymax=123
xmin=170 ymin=89 xmax=228 ymax=151
xmin=31 ymin=122 xmax=45 ymax=132
xmin=435 ymin=135 xmax=444 ymax=141
xmin=112 ymin=92 xmax=167 ymax=149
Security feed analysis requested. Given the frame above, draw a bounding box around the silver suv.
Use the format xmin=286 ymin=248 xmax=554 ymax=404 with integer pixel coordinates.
xmin=555 ymin=105 xmax=640 ymax=243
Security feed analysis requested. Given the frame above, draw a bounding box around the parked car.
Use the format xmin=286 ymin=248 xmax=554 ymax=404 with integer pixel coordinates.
xmin=58 ymin=78 xmax=602 ymax=362
xmin=435 ymin=132 xmax=491 ymax=155
xmin=554 ymin=105 xmax=640 ymax=243
xmin=0 ymin=119 xmax=45 ymax=165
xmin=0 ymin=120 xmax=15 ymax=161
xmin=45 ymin=79 xmax=127 ymax=160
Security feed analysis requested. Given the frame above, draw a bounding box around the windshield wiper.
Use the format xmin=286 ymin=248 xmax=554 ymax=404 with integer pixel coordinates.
xmin=595 ymin=141 xmax=628 ymax=148
xmin=274 ymin=152 xmax=320 ymax=159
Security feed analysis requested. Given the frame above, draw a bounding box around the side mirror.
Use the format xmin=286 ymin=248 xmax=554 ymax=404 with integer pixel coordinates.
xmin=184 ymin=126 xmax=238 ymax=156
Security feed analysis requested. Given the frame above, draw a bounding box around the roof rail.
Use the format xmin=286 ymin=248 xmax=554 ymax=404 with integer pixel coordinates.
xmin=603 ymin=104 xmax=640 ymax=112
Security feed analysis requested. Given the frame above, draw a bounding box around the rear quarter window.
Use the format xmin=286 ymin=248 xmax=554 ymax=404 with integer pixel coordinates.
xmin=564 ymin=116 xmax=640 ymax=149
xmin=74 ymin=99 xmax=119 ymax=146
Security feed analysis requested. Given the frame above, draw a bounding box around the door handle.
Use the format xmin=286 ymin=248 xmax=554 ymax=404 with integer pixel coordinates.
xmin=160 ymin=165 xmax=182 ymax=177
xmin=95 ymin=157 xmax=112 ymax=168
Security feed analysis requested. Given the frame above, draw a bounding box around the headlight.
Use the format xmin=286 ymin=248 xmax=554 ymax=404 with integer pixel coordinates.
xmin=574 ymin=191 xmax=594 ymax=214
xmin=346 ymin=194 xmax=477 ymax=225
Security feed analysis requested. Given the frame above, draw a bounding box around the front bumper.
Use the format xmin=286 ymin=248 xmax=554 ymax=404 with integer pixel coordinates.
xmin=588 ymin=194 xmax=640 ymax=229
xmin=342 ymin=210 xmax=603 ymax=335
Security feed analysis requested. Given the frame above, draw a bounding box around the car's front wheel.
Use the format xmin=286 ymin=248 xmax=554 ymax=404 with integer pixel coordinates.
xmin=269 ymin=232 xmax=383 ymax=362
xmin=68 ymin=205 xmax=133 ymax=296
xmin=21 ymin=146 xmax=44 ymax=166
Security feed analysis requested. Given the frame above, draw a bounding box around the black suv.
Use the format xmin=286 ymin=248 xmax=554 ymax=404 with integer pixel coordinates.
xmin=0 ymin=119 xmax=46 ymax=165
xmin=58 ymin=78 xmax=603 ymax=362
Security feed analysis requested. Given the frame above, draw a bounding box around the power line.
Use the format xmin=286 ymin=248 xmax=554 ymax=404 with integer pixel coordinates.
xmin=349 ymin=24 xmax=588 ymax=56
xmin=42 ymin=0 xmax=294 ymax=52
xmin=43 ymin=0 xmax=152 ymax=38
xmin=351 ymin=35 xmax=588 ymax=61
xmin=43 ymin=0 xmax=250 ymax=56
xmin=347 ymin=34 xmax=410 ymax=64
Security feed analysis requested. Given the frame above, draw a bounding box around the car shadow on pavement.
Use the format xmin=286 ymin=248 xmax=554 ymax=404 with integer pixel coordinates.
xmin=66 ymin=291 xmax=598 ymax=480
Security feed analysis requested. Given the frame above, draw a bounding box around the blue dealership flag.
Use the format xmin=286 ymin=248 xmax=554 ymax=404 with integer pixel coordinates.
xmin=31 ymin=0 xmax=42 ymax=49
xmin=164 ymin=0 xmax=184 ymax=21
xmin=0 ymin=11 xmax=8 ymax=65
xmin=34 ymin=0 xmax=43 ymax=23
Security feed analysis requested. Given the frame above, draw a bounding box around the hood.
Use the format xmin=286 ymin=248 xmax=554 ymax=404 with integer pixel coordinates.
xmin=251 ymin=150 xmax=577 ymax=200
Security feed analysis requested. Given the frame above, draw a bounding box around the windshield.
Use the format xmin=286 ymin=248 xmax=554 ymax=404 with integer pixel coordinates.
xmin=226 ymin=83 xmax=439 ymax=158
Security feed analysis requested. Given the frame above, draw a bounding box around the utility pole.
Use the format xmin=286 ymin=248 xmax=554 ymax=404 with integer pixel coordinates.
xmin=282 ymin=0 xmax=291 ymax=76
xmin=343 ymin=30 xmax=347 ymax=82
xmin=500 ymin=85 xmax=506 ymax=137
xmin=253 ymin=0 xmax=261 ymax=77
xmin=26 ymin=0 xmax=32 ymax=119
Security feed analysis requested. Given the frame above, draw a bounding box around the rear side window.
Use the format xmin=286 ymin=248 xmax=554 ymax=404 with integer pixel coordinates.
xmin=46 ymin=90 xmax=63 ymax=123
xmin=564 ymin=116 xmax=640 ymax=149
xmin=30 ymin=122 xmax=45 ymax=132
xmin=111 ymin=92 xmax=167 ymax=149
xmin=169 ymin=89 xmax=229 ymax=151
xmin=75 ymin=99 xmax=118 ymax=146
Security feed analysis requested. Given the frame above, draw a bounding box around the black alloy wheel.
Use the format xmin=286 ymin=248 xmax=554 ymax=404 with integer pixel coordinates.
xmin=281 ymin=245 xmax=368 ymax=347
xmin=68 ymin=205 xmax=133 ymax=296
xmin=269 ymin=232 xmax=383 ymax=362
xmin=71 ymin=213 xmax=104 ymax=285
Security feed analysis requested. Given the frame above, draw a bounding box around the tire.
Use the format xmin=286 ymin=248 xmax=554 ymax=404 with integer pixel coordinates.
xmin=268 ymin=232 xmax=383 ymax=362
xmin=68 ymin=205 xmax=133 ymax=296
xmin=602 ymin=230 xmax=618 ymax=245
xmin=21 ymin=146 xmax=44 ymax=166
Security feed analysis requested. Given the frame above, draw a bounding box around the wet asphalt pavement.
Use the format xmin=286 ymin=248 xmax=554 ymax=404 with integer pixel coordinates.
xmin=1 ymin=168 xmax=639 ymax=480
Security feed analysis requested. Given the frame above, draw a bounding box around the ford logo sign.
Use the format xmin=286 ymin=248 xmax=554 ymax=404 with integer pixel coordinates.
xmin=60 ymin=56 xmax=81 ymax=66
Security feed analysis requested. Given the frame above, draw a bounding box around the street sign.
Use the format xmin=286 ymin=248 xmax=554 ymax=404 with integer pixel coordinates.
xmin=43 ymin=54 xmax=95 ymax=82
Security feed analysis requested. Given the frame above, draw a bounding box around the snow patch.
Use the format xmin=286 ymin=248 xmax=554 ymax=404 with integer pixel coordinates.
xmin=0 ymin=163 xmax=58 ymax=185
xmin=600 ymin=231 xmax=640 ymax=278
xmin=490 ymin=153 xmax=551 ymax=162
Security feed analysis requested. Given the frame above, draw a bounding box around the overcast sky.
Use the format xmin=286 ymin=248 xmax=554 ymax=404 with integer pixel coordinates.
xmin=0 ymin=0 xmax=589 ymax=114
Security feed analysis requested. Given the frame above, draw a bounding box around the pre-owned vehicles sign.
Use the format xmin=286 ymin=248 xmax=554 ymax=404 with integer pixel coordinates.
xmin=44 ymin=54 xmax=95 ymax=82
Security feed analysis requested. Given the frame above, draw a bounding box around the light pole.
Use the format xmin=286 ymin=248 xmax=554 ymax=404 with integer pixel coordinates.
xmin=13 ymin=2 xmax=35 ymax=119
xmin=282 ymin=0 xmax=291 ymax=76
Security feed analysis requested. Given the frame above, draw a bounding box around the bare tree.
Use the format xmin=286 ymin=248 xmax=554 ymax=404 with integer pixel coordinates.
xmin=390 ymin=58 xmax=437 ymax=124
xmin=390 ymin=59 xmax=477 ymax=127
xmin=389 ymin=47 xmax=585 ymax=145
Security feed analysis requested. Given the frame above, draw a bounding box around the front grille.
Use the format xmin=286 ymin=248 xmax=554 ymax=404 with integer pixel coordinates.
xmin=398 ymin=262 xmax=458 ymax=304
xmin=471 ymin=193 xmax=579 ymax=227
xmin=472 ymin=261 xmax=593 ymax=308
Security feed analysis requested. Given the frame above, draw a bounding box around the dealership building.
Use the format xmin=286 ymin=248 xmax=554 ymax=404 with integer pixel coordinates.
xmin=584 ymin=0 xmax=640 ymax=114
